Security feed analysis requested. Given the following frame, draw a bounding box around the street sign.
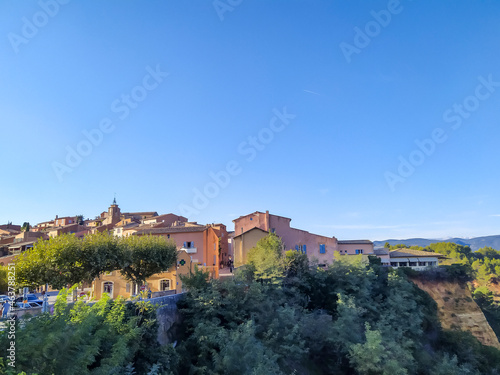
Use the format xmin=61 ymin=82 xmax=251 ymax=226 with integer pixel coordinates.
xmin=140 ymin=285 xmax=146 ymax=291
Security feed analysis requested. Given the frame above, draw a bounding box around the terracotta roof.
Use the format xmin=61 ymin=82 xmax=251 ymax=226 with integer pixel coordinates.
xmin=8 ymin=240 xmax=36 ymax=248
xmin=0 ymin=228 xmax=21 ymax=233
xmin=338 ymin=240 xmax=373 ymax=244
xmin=389 ymin=249 xmax=445 ymax=258
xmin=143 ymin=213 xmax=186 ymax=221
xmin=233 ymin=227 xmax=269 ymax=239
xmin=135 ymin=225 xmax=208 ymax=235
xmin=232 ymin=211 xmax=291 ymax=222
xmin=124 ymin=212 xmax=158 ymax=217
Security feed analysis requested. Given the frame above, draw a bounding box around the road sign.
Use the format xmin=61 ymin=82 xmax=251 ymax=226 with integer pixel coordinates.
xmin=140 ymin=285 xmax=146 ymax=291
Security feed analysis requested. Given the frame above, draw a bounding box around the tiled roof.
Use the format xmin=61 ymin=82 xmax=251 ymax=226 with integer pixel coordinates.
xmin=135 ymin=225 xmax=208 ymax=235
xmin=389 ymin=249 xmax=445 ymax=258
xmin=8 ymin=240 xmax=36 ymax=248
xmin=233 ymin=227 xmax=269 ymax=239
xmin=338 ymin=240 xmax=373 ymax=244
xmin=374 ymin=248 xmax=389 ymax=255
xmin=232 ymin=211 xmax=292 ymax=222
xmin=124 ymin=212 xmax=158 ymax=217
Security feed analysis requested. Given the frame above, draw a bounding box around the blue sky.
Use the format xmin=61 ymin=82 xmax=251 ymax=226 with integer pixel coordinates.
xmin=1 ymin=0 xmax=500 ymax=241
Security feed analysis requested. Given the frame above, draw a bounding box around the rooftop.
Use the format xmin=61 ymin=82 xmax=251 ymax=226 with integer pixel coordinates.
xmin=389 ymin=248 xmax=445 ymax=258
xmin=338 ymin=240 xmax=373 ymax=244
xmin=135 ymin=225 xmax=209 ymax=235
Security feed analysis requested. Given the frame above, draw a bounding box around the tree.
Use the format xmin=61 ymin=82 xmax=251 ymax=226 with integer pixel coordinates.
xmin=16 ymin=233 xmax=117 ymax=290
xmin=75 ymin=214 xmax=84 ymax=225
xmin=0 ymin=266 xmax=8 ymax=293
xmin=21 ymin=222 xmax=30 ymax=232
xmin=384 ymin=242 xmax=390 ymax=248
xmin=247 ymin=233 xmax=285 ymax=283
xmin=0 ymin=288 xmax=177 ymax=374
xmin=15 ymin=233 xmax=176 ymax=293
xmin=180 ymin=264 xmax=210 ymax=291
xmin=16 ymin=235 xmax=83 ymax=290
xmin=349 ymin=323 xmax=412 ymax=375
xmin=119 ymin=235 xmax=177 ymax=290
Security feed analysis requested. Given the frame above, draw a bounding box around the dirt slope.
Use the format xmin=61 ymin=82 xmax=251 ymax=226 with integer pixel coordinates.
xmin=412 ymin=278 xmax=500 ymax=349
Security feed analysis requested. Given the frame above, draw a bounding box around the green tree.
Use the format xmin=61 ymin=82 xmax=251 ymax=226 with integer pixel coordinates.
xmin=0 ymin=288 xmax=177 ymax=374
xmin=247 ymin=233 xmax=284 ymax=283
xmin=349 ymin=323 xmax=412 ymax=375
xmin=20 ymin=222 xmax=30 ymax=232
xmin=179 ymin=264 xmax=210 ymax=291
xmin=119 ymin=235 xmax=177 ymax=290
xmin=0 ymin=266 xmax=8 ymax=293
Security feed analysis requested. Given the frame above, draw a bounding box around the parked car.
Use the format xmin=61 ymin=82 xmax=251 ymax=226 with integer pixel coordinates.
xmin=14 ymin=301 xmax=43 ymax=309
xmin=14 ymin=294 xmax=42 ymax=304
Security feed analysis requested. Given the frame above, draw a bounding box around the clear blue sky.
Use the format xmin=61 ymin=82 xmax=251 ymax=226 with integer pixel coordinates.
xmin=1 ymin=0 xmax=500 ymax=241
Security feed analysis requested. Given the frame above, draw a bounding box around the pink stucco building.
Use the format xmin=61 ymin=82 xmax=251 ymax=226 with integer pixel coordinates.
xmin=233 ymin=211 xmax=374 ymax=266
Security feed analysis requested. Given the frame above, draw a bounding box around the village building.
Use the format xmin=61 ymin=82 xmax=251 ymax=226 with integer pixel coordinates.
xmin=387 ymin=248 xmax=444 ymax=270
xmin=92 ymin=250 xmax=192 ymax=299
xmin=232 ymin=211 xmax=374 ymax=266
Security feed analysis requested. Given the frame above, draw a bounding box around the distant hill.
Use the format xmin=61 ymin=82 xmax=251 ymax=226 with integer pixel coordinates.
xmin=373 ymin=235 xmax=500 ymax=251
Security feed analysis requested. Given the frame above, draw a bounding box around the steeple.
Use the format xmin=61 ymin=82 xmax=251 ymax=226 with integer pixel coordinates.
xmin=112 ymin=194 xmax=117 ymax=206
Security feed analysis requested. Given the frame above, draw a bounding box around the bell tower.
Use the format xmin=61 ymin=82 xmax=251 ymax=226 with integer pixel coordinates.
xmin=106 ymin=196 xmax=121 ymax=225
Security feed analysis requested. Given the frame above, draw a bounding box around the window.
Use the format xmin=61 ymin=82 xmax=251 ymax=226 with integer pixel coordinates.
xmin=418 ymin=262 xmax=426 ymax=266
xmin=183 ymin=241 xmax=194 ymax=248
xmin=319 ymin=244 xmax=326 ymax=254
xmin=409 ymin=262 xmax=417 ymax=267
xmin=241 ymin=227 xmax=243 ymax=233
xmin=271 ymin=228 xmax=275 ymax=233
xmin=167 ymin=234 xmax=170 ymax=239
xmin=159 ymin=280 xmax=170 ymax=291
xmin=355 ymin=249 xmax=363 ymax=254
xmin=103 ymin=282 xmax=113 ymax=295
xmin=250 ymin=217 xmax=253 ymax=221
xmin=303 ymin=245 xmax=307 ymax=254
xmin=126 ymin=283 xmax=131 ymax=293
xmin=390 ymin=262 xmax=398 ymax=267
xmin=399 ymin=262 xmax=408 ymax=267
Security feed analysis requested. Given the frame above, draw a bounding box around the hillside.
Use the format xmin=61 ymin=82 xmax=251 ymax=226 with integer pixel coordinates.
xmin=374 ymin=235 xmax=500 ymax=251
xmin=412 ymin=278 xmax=500 ymax=349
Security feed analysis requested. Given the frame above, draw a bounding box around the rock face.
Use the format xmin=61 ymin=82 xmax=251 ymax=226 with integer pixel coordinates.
xmin=412 ymin=278 xmax=500 ymax=349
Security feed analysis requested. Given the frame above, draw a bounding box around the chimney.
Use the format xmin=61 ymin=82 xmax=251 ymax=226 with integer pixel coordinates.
xmin=265 ymin=210 xmax=270 ymax=231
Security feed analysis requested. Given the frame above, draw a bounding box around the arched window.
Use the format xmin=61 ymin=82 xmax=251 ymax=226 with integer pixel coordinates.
xmin=159 ymin=279 xmax=170 ymax=291
xmin=103 ymin=281 xmax=113 ymax=297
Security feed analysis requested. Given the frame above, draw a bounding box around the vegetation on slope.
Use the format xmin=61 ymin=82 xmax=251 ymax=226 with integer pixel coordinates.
xmin=3 ymin=234 xmax=500 ymax=374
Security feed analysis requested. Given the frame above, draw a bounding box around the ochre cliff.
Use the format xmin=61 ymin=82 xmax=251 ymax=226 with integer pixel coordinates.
xmin=412 ymin=278 xmax=500 ymax=349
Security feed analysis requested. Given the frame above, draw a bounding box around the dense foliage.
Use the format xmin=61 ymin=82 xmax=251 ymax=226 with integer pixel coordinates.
xmin=4 ymin=234 xmax=500 ymax=374
xmin=0 ymin=287 xmax=178 ymax=375
xmin=172 ymin=234 xmax=500 ymax=374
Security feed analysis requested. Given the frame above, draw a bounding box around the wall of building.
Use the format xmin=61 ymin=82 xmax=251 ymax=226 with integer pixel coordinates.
xmin=233 ymin=212 xmax=271 ymax=234
xmin=337 ymin=243 xmax=374 ymax=255
xmin=233 ymin=229 xmax=267 ymax=267
xmin=92 ymin=251 xmax=192 ymax=299
xmin=233 ymin=212 xmax=341 ymax=264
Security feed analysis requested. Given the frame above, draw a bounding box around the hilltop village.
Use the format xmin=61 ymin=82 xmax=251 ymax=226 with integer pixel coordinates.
xmin=0 ymin=200 xmax=443 ymax=299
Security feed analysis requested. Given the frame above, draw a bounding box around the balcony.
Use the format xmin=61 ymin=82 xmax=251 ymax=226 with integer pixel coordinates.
xmin=181 ymin=246 xmax=197 ymax=254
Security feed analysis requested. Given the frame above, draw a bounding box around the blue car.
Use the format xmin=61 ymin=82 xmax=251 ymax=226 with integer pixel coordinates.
xmin=14 ymin=294 xmax=43 ymax=305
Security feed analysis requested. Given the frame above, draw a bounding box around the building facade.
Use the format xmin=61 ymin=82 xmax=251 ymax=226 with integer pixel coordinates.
xmin=232 ymin=211 xmax=374 ymax=266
